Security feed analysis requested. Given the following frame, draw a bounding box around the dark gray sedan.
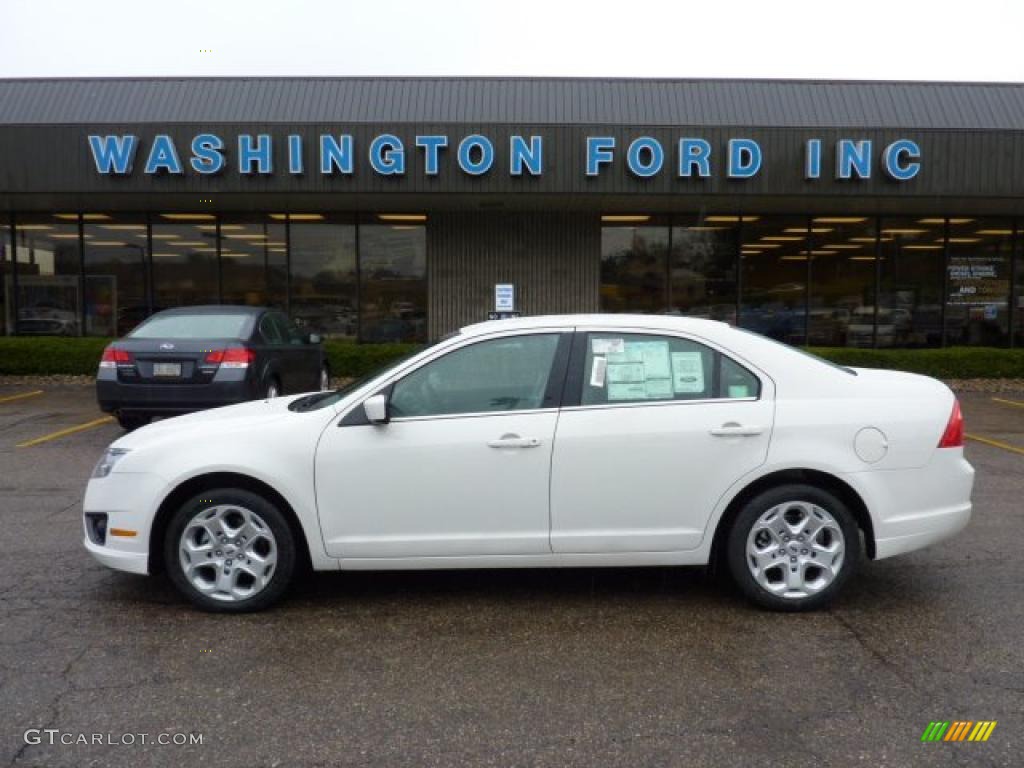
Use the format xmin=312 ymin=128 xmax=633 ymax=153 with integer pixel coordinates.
xmin=96 ymin=306 xmax=329 ymax=430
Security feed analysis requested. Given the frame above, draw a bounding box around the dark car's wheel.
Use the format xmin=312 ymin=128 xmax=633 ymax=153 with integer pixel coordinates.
xmin=117 ymin=413 xmax=150 ymax=431
xmin=726 ymin=484 xmax=860 ymax=612
xmin=164 ymin=488 xmax=296 ymax=613
xmin=265 ymin=377 xmax=281 ymax=399
xmin=319 ymin=366 xmax=331 ymax=392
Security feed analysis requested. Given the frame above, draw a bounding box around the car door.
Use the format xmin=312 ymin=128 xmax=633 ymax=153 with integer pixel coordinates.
xmin=315 ymin=330 xmax=572 ymax=559
xmin=254 ymin=312 xmax=285 ymax=390
xmin=276 ymin=312 xmax=321 ymax=391
xmin=549 ymin=329 xmax=774 ymax=554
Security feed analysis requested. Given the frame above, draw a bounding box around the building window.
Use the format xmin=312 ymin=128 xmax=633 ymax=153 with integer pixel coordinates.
xmin=0 ymin=219 xmax=9 ymax=336
xmin=11 ymin=214 xmax=83 ymax=336
xmin=670 ymin=215 xmax=739 ymax=323
xmin=219 ymin=215 xmax=287 ymax=311
xmin=600 ymin=219 xmax=669 ymax=314
xmin=83 ymin=214 xmax=148 ymax=336
xmin=359 ymin=222 xmax=427 ymax=343
xmin=877 ymin=217 xmax=946 ymax=348
xmin=739 ymin=216 xmax=808 ymax=345
xmin=151 ymin=214 xmax=219 ymax=310
xmin=1015 ymin=221 xmax=1024 ymax=348
xmin=288 ymin=215 xmax=357 ymax=339
xmin=945 ymin=218 xmax=1012 ymax=346
xmin=808 ymin=217 xmax=878 ymax=348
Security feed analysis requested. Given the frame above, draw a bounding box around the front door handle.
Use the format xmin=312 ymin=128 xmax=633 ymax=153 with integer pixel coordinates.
xmin=710 ymin=423 xmax=765 ymax=437
xmin=487 ymin=434 xmax=542 ymax=449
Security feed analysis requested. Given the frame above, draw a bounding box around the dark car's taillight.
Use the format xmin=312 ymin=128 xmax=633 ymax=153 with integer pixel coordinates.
xmin=204 ymin=347 xmax=255 ymax=369
xmin=99 ymin=347 xmax=133 ymax=369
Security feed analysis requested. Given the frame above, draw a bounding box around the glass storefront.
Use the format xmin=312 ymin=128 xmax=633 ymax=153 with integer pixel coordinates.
xmin=2 ymin=210 xmax=1022 ymax=348
xmin=739 ymin=216 xmax=808 ymax=345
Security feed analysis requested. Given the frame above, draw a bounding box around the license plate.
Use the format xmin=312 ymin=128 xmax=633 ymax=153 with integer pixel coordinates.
xmin=153 ymin=362 xmax=181 ymax=377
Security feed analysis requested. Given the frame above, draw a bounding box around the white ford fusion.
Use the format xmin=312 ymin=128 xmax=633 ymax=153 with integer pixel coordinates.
xmin=83 ymin=315 xmax=974 ymax=612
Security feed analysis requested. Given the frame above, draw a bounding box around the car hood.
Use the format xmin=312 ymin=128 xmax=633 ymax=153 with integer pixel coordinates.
xmin=111 ymin=394 xmax=311 ymax=450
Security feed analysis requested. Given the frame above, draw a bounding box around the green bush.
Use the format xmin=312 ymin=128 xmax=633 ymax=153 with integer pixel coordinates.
xmin=0 ymin=336 xmax=422 ymax=378
xmin=0 ymin=337 xmax=115 ymax=375
xmin=807 ymin=347 xmax=1024 ymax=379
xmin=0 ymin=337 xmax=1020 ymax=379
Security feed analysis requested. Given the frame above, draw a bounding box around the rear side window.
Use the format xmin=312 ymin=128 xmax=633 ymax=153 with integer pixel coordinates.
xmin=580 ymin=333 xmax=760 ymax=406
xmin=259 ymin=314 xmax=283 ymax=344
xmin=130 ymin=313 xmax=251 ymax=339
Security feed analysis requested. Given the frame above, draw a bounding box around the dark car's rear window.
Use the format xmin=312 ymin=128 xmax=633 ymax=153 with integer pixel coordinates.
xmin=129 ymin=313 xmax=252 ymax=339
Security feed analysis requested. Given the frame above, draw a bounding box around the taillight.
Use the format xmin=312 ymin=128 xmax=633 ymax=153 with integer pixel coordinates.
xmin=937 ymin=399 xmax=964 ymax=448
xmin=99 ymin=346 xmax=132 ymax=368
xmin=204 ymin=348 xmax=255 ymax=369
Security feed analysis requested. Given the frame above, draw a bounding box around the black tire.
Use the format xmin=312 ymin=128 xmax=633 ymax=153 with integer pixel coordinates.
xmin=319 ymin=365 xmax=331 ymax=392
xmin=163 ymin=488 xmax=296 ymax=613
xmin=265 ymin=377 xmax=281 ymax=399
xmin=117 ymin=413 xmax=150 ymax=431
xmin=726 ymin=483 xmax=860 ymax=612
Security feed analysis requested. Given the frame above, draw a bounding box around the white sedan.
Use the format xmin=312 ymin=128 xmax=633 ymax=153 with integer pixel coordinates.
xmin=83 ymin=314 xmax=974 ymax=612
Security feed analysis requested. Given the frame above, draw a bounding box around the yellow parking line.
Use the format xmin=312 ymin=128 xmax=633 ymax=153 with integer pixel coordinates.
xmin=16 ymin=416 xmax=115 ymax=448
xmin=966 ymin=433 xmax=1024 ymax=457
xmin=0 ymin=390 xmax=44 ymax=404
xmin=992 ymin=397 xmax=1024 ymax=409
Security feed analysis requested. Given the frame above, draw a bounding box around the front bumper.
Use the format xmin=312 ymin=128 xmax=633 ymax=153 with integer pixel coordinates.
xmin=82 ymin=471 xmax=166 ymax=575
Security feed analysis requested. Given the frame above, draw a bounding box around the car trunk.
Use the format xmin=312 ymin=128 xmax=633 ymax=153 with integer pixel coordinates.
xmin=114 ymin=338 xmax=244 ymax=384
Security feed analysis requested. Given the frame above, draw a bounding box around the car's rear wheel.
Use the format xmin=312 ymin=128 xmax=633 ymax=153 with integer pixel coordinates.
xmin=116 ymin=413 xmax=150 ymax=431
xmin=265 ymin=378 xmax=281 ymax=399
xmin=319 ymin=366 xmax=331 ymax=391
xmin=164 ymin=488 xmax=296 ymax=613
xmin=726 ymin=484 xmax=860 ymax=611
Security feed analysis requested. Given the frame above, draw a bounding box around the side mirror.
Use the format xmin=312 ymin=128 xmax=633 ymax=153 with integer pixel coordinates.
xmin=363 ymin=393 xmax=389 ymax=424
xmin=306 ymin=332 xmax=322 ymax=345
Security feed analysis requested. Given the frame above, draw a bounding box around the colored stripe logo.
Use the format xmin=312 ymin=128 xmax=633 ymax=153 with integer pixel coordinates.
xmin=921 ymin=721 xmax=997 ymax=742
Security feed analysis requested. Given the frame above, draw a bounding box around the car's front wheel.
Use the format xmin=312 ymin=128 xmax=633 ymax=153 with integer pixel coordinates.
xmin=726 ymin=484 xmax=860 ymax=611
xmin=164 ymin=488 xmax=296 ymax=613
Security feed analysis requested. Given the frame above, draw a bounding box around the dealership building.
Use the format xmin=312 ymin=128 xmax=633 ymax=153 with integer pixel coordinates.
xmin=1 ymin=76 xmax=1023 ymax=347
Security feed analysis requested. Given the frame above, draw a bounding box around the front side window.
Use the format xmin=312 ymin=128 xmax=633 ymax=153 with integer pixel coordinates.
xmin=389 ymin=334 xmax=561 ymax=418
xmin=581 ymin=333 xmax=760 ymax=406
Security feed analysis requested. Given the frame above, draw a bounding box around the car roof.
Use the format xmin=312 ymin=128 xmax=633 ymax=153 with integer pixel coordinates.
xmin=460 ymin=314 xmax=731 ymax=337
xmin=151 ymin=305 xmax=266 ymax=316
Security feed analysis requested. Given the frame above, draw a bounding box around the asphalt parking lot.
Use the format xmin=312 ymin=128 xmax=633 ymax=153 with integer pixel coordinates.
xmin=0 ymin=382 xmax=1021 ymax=768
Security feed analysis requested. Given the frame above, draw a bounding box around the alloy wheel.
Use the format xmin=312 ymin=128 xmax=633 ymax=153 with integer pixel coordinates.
xmin=745 ymin=501 xmax=845 ymax=599
xmin=178 ymin=505 xmax=278 ymax=602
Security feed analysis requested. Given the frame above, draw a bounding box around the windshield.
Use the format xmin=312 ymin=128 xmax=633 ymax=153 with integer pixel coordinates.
xmin=734 ymin=327 xmax=856 ymax=375
xmin=288 ymin=343 xmax=436 ymax=412
xmin=130 ymin=313 xmax=252 ymax=339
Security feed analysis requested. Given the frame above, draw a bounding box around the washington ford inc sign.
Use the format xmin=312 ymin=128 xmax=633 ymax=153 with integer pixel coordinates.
xmin=87 ymin=133 xmax=922 ymax=181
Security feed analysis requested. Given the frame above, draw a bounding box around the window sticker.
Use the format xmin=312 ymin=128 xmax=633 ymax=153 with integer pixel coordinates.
xmin=608 ymin=382 xmax=647 ymax=400
xmin=632 ymin=341 xmax=672 ymax=380
xmin=592 ymin=338 xmax=625 ymax=355
xmin=728 ymin=384 xmax=751 ymax=398
xmin=645 ymin=378 xmax=673 ymax=399
xmin=607 ymin=362 xmax=645 ymax=383
xmin=590 ymin=356 xmax=607 ymax=387
xmin=671 ymin=351 xmax=705 ymax=394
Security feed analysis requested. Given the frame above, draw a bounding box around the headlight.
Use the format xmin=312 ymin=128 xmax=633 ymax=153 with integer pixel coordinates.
xmin=91 ymin=447 xmax=130 ymax=478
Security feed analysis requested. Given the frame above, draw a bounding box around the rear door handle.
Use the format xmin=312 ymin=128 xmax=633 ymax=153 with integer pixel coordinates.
xmin=487 ymin=434 xmax=542 ymax=449
xmin=710 ymin=423 xmax=765 ymax=437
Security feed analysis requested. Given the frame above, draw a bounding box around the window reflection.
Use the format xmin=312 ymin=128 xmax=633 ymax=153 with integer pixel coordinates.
xmin=945 ymin=218 xmax=1012 ymax=346
xmin=600 ymin=221 xmax=669 ymax=314
xmin=808 ymin=217 xmax=877 ymax=347
xmin=151 ymin=214 xmax=219 ymax=311
xmin=218 ymin=216 xmax=287 ymax=311
xmin=83 ymin=215 xmax=147 ymax=336
xmin=0 ymin=221 xmax=9 ymax=336
xmin=670 ymin=215 xmax=738 ymax=323
xmin=878 ymin=217 xmax=946 ymax=348
xmin=739 ymin=216 xmax=807 ymax=344
xmin=359 ymin=224 xmax=427 ymax=343
xmin=12 ymin=214 xmax=82 ymax=336
xmin=288 ymin=216 xmax=357 ymax=339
